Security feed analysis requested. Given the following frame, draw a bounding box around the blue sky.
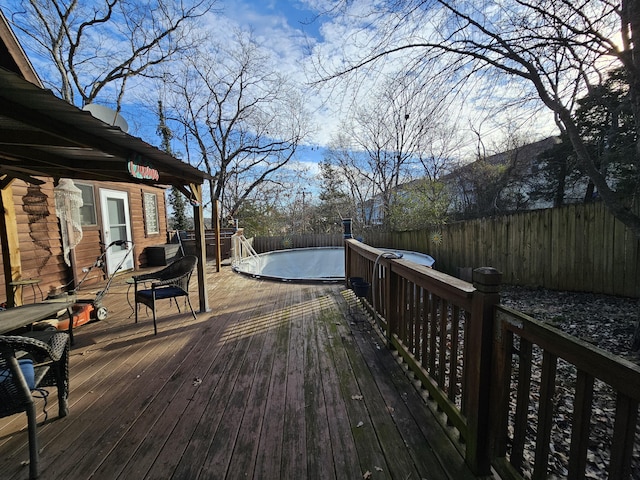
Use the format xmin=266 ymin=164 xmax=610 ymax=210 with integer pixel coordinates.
xmin=4 ymin=0 xmax=556 ymax=172
xmin=210 ymin=0 xmax=556 ymax=157
xmin=213 ymin=0 xmax=334 ymax=167
xmin=235 ymin=0 xmax=324 ymax=40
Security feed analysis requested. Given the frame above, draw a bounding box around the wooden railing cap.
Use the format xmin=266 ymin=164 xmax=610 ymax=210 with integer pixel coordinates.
xmin=472 ymin=267 xmax=502 ymax=292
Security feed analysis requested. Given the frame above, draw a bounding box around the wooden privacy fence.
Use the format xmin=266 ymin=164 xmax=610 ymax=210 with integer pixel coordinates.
xmin=360 ymin=202 xmax=640 ymax=298
xmin=251 ymin=233 xmax=344 ymax=253
xmin=244 ymin=203 xmax=639 ymax=297
xmin=344 ymin=239 xmax=640 ymax=479
xmin=173 ymin=229 xmax=236 ymax=259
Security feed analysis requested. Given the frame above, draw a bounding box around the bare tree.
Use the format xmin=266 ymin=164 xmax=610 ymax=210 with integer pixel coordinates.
xmin=324 ymin=75 xmax=457 ymax=229
xmin=6 ymin=0 xmax=215 ymax=108
xmin=387 ymin=178 xmax=450 ymax=231
xmin=447 ymin=126 xmax=548 ymax=218
xmin=322 ymin=0 xmax=640 ymax=238
xmin=323 ymin=134 xmax=378 ymax=227
xmin=322 ymin=0 xmax=640 ymax=349
xmin=164 ymin=31 xmax=312 ymax=221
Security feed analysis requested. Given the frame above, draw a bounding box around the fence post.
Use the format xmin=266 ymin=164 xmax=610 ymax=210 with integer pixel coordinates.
xmin=465 ymin=267 xmax=502 ymax=475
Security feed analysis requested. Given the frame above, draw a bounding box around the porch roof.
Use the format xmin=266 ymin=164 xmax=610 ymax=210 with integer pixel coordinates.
xmin=0 ymin=67 xmax=209 ymax=191
xmin=0 ymin=7 xmax=211 ymax=318
xmin=0 ymin=65 xmax=213 ymax=312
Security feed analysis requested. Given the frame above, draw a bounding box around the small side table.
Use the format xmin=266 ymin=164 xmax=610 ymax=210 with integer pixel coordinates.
xmin=9 ymin=279 xmax=43 ymax=305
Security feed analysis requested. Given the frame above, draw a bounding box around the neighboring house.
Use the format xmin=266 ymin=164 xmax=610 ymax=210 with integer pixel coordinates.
xmin=445 ymin=137 xmax=563 ymax=217
xmin=0 ymin=10 xmax=210 ymax=307
xmin=362 ymin=136 xmax=590 ymax=226
xmin=444 ymin=136 xmax=595 ymax=218
xmin=363 ymin=196 xmax=385 ymax=227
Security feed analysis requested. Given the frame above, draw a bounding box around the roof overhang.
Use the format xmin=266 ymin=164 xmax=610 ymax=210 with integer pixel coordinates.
xmin=0 ymin=11 xmax=42 ymax=87
xmin=0 ymin=67 xmax=210 ymax=191
xmin=0 ymin=11 xmax=212 ymax=311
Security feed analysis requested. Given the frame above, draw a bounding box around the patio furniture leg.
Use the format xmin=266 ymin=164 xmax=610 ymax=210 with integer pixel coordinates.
xmin=26 ymin=401 xmax=39 ymax=479
xmin=152 ymin=291 xmax=157 ymax=335
xmin=186 ymin=297 xmax=197 ymax=320
xmin=54 ymin=346 xmax=69 ymax=417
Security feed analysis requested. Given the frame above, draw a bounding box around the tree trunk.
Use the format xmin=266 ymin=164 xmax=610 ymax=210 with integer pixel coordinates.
xmin=583 ymin=181 xmax=595 ymax=203
xmin=632 ymin=300 xmax=640 ymax=351
xmin=553 ymin=159 xmax=567 ymax=207
xmin=622 ymin=0 xmax=640 ymax=161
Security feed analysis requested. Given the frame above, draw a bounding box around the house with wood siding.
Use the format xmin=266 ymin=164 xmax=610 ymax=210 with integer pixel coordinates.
xmin=0 ymin=10 xmax=211 ymax=308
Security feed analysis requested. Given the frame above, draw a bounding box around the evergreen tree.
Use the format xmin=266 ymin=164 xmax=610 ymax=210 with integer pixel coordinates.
xmin=157 ymin=100 xmax=189 ymax=230
xmin=533 ymin=68 xmax=637 ymax=206
xmin=316 ymin=160 xmax=354 ymax=233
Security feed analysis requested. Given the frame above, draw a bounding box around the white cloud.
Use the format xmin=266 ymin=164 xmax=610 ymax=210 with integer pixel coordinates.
xmin=12 ymin=0 xmax=558 ymax=159
xmin=105 ymin=0 xmax=562 ymax=154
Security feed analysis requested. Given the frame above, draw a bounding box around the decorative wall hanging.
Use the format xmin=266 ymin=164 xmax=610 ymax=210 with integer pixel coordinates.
xmin=22 ymin=185 xmax=52 ymax=273
xmin=54 ymin=179 xmax=83 ymax=266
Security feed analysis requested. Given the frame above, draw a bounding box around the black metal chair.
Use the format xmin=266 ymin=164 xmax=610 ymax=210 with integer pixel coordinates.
xmin=0 ymin=332 xmax=70 ymax=480
xmin=133 ymin=255 xmax=198 ymax=335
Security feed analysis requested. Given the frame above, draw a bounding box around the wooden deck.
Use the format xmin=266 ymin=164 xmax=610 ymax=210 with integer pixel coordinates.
xmin=1 ymin=264 xmax=481 ymax=480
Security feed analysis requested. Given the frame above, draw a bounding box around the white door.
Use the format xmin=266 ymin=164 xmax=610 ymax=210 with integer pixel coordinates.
xmin=99 ymin=189 xmax=134 ymax=275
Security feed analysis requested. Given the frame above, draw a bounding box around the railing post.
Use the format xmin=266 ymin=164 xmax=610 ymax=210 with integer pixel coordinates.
xmin=342 ymin=218 xmax=353 ymax=239
xmin=343 ymin=219 xmax=353 ymax=288
xmin=385 ymin=262 xmax=399 ymax=348
xmin=344 ymin=239 xmax=352 ymax=288
xmin=465 ymin=266 xmax=501 ymax=475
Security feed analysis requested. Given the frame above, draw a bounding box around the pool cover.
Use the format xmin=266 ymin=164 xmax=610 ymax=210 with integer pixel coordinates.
xmin=234 ymin=247 xmax=344 ymax=281
xmin=233 ymin=247 xmax=435 ymax=282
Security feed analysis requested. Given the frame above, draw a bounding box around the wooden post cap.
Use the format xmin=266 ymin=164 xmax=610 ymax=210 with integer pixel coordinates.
xmin=472 ymin=267 xmax=502 ymax=292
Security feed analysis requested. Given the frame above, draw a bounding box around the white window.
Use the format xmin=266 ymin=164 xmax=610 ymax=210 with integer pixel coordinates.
xmin=77 ymin=183 xmax=97 ymax=226
xmin=143 ymin=192 xmax=159 ymax=235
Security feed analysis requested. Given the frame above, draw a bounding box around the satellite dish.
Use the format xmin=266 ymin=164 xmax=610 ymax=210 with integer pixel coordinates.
xmin=82 ymin=104 xmax=129 ymax=133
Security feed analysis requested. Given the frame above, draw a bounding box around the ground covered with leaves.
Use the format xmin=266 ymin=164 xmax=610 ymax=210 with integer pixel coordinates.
xmin=501 ymin=286 xmax=640 ymax=365
xmin=499 ymin=287 xmax=639 ymax=479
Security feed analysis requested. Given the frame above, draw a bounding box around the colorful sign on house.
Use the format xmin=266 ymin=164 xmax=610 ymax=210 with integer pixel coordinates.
xmin=127 ymin=155 xmax=159 ymax=181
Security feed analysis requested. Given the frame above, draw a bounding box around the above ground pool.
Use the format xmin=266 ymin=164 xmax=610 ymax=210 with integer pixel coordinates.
xmin=233 ymin=247 xmax=435 ymax=282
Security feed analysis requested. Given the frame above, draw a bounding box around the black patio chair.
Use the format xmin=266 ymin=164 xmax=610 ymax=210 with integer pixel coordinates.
xmin=133 ymin=255 xmax=198 ymax=335
xmin=0 ymin=332 xmax=70 ymax=480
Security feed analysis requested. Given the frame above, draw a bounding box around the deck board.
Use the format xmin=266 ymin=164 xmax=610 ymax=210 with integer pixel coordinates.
xmin=281 ymin=285 xmax=308 ymax=478
xmin=322 ymin=304 xmax=392 ymax=478
xmin=0 ymin=265 xmax=483 ymax=480
xmin=253 ymin=285 xmax=291 ymax=479
xmin=99 ymin=311 xmax=231 ymax=478
xmin=316 ymin=301 xmax=362 ymax=480
xmin=304 ymin=292 xmax=335 ymax=480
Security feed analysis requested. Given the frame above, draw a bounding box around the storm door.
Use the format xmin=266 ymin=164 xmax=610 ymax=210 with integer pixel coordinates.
xmin=99 ymin=189 xmax=134 ymax=274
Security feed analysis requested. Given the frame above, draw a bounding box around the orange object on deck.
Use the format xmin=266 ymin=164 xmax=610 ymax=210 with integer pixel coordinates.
xmin=56 ymin=303 xmax=94 ymax=330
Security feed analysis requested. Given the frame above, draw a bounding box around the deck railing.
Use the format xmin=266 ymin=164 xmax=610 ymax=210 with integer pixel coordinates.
xmin=344 ymin=239 xmax=640 ymax=479
xmin=491 ymin=306 xmax=640 ymax=479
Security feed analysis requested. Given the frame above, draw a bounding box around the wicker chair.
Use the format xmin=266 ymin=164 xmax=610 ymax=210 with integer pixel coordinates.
xmin=0 ymin=333 xmax=70 ymax=479
xmin=133 ymin=255 xmax=198 ymax=335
